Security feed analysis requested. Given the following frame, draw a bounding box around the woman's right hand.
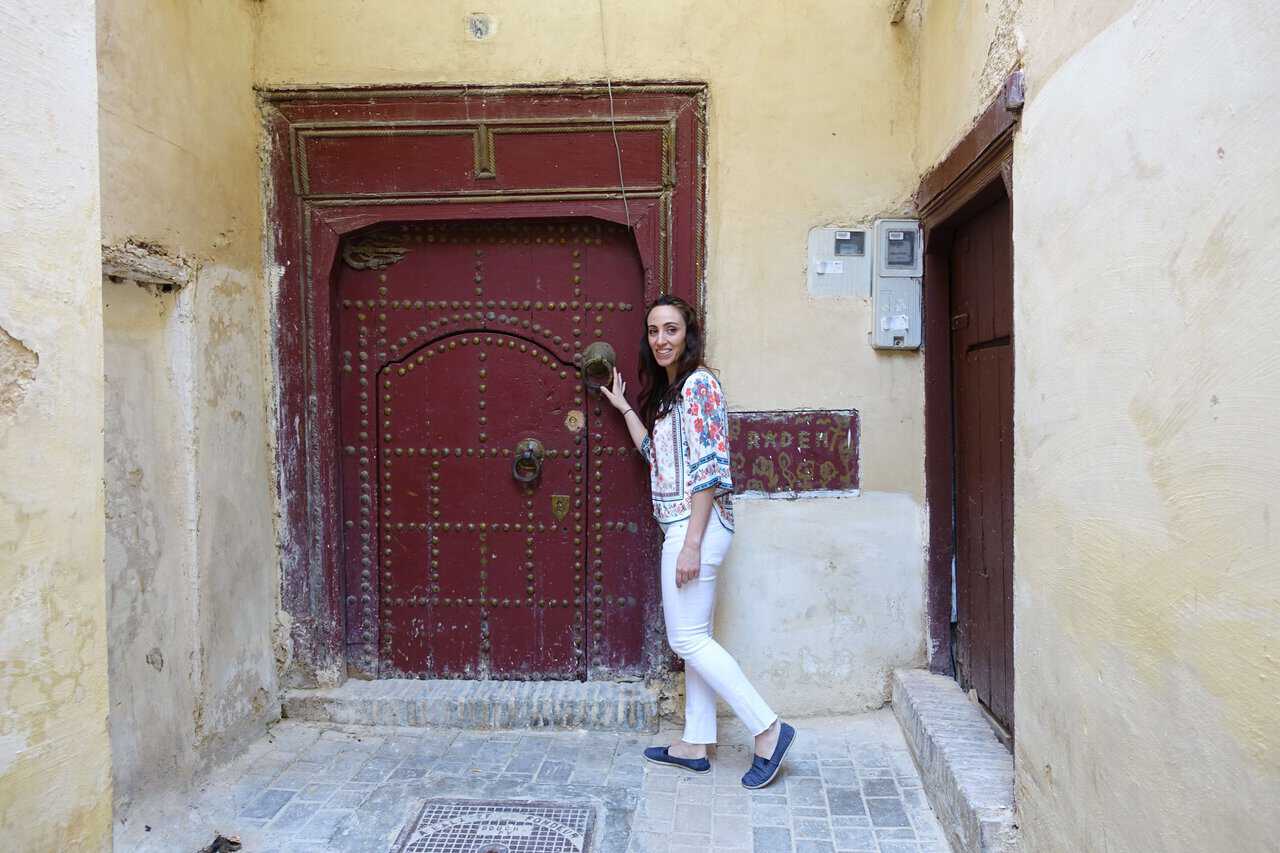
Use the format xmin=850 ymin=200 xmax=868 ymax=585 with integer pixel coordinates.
xmin=598 ymin=368 xmax=631 ymax=414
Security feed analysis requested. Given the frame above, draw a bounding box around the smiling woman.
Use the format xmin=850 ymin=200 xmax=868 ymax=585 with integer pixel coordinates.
xmin=599 ymin=295 xmax=796 ymax=790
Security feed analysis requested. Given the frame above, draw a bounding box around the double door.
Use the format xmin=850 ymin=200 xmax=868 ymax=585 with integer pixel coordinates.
xmin=335 ymin=218 xmax=659 ymax=679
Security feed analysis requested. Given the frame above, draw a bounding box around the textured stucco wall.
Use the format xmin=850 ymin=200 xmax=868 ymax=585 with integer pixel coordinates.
xmin=255 ymin=0 xmax=929 ymax=711
xmin=913 ymin=0 xmax=1138 ymax=177
xmin=1012 ymin=0 xmax=1280 ymax=849
xmin=97 ymin=0 xmax=280 ymax=822
xmin=916 ymin=0 xmax=1280 ymax=846
xmin=720 ymin=494 xmax=926 ymax=715
xmin=914 ymin=0 xmax=1023 ymax=174
xmin=103 ymin=282 xmax=200 ymax=814
xmin=0 ymin=0 xmax=113 ymax=849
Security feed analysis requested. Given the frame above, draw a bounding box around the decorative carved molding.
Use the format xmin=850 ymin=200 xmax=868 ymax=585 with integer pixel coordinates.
xmin=341 ymin=230 xmax=409 ymax=270
xmin=474 ymin=123 xmax=496 ymax=179
xmin=259 ymin=82 xmax=708 ymax=102
xmin=293 ymin=119 xmax=673 ymax=198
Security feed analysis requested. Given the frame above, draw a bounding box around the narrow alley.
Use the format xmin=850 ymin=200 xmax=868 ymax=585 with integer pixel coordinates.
xmin=3 ymin=2 xmax=1276 ymax=852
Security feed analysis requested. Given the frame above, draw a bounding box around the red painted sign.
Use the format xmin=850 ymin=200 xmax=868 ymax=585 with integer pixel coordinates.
xmin=728 ymin=411 xmax=860 ymax=494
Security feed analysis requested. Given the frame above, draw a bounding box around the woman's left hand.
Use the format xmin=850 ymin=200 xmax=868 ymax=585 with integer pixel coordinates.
xmin=675 ymin=543 xmax=701 ymax=588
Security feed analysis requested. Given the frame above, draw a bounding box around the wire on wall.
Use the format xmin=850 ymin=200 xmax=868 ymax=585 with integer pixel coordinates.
xmin=597 ymin=0 xmax=632 ymax=226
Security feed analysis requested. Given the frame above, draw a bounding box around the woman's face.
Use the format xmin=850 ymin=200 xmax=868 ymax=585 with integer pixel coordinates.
xmin=647 ymin=305 xmax=687 ymax=370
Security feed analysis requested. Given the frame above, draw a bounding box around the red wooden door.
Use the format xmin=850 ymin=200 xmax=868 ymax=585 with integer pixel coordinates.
xmin=265 ymin=85 xmax=707 ymax=684
xmin=336 ymin=218 xmax=657 ymax=679
xmin=949 ymin=195 xmax=1015 ymax=731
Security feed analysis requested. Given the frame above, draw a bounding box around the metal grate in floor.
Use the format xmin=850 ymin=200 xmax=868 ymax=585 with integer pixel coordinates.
xmin=390 ymin=799 xmax=596 ymax=853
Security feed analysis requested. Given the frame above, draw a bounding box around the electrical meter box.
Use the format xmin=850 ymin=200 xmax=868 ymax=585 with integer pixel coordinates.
xmin=872 ymin=219 xmax=922 ymax=349
xmin=807 ymin=226 xmax=872 ymax=297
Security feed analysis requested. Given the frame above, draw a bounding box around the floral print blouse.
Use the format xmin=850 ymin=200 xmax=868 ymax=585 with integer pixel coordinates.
xmin=640 ymin=368 xmax=734 ymax=530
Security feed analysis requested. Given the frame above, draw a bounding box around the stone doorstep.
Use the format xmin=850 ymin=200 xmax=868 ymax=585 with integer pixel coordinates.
xmin=283 ymin=678 xmax=661 ymax=733
xmin=891 ymin=669 xmax=1021 ymax=853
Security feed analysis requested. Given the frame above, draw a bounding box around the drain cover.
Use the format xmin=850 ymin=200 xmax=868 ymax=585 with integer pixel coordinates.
xmin=390 ymin=799 xmax=596 ymax=853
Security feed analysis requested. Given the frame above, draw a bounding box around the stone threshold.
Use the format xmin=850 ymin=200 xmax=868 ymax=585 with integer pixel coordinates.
xmin=892 ymin=668 xmax=1020 ymax=853
xmin=283 ymin=678 xmax=660 ymax=733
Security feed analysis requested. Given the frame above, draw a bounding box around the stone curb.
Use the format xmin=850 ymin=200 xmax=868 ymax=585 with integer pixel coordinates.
xmin=891 ymin=668 xmax=1020 ymax=853
xmin=283 ymin=678 xmax=661 ymax=733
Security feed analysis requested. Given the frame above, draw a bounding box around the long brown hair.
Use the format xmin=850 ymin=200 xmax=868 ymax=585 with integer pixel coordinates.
xmin=637 ymin=295 xmax=707 ymax=431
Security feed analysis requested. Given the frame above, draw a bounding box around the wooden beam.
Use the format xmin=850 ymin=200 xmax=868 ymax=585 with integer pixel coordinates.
xmin=101 ymin=241 xmax=192 ymax=288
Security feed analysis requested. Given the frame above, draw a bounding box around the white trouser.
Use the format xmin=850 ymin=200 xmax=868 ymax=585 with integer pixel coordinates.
xmin=660 ymin=515 xmax=777 ymax=745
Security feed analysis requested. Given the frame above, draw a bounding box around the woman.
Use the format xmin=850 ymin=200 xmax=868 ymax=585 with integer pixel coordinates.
xmin=600 ymin=294 xmax=795 ymax=789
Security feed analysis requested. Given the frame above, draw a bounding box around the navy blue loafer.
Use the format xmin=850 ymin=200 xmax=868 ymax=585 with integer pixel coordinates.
xmin=643 ymin=746 xmax=711 ymax=774
xmin=741 ymin=721 xmax=796 ymax=789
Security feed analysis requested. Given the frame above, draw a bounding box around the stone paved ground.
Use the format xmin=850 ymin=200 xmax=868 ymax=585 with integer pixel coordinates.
xmin=117 ymin=709 xmax=950 ymax=853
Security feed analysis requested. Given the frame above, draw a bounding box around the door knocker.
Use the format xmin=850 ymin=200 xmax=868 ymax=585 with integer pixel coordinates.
xmin=580 ymin=341 xmax=616 ymax=390
xmin=512 ymin=437 xmax=545 ymax=483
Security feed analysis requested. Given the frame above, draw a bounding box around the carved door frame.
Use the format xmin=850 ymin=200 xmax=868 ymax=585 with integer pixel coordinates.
xmin=262 ymin=84 xmax=709 ymax=685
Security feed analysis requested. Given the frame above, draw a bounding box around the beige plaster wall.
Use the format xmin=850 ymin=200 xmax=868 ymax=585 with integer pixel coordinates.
xmin=97 ymin=0 xmax=280 ymax=820
xmin=0 ymin=0 xmax=113 ymax=848
xmin=914 ymin=0 xmax=1023 ymax=174
xmin=103 ymin=282 xmax=199 ymax=814
xmin=913 ymin=0 xmax=1140 ymax=175
xmin=255 ymin=0 xmax=930 ymax=709
xmin=1012 ymin=0 xmax=1280 ymax=849
xmin=720 ymin=493 xmax=926 ymax=716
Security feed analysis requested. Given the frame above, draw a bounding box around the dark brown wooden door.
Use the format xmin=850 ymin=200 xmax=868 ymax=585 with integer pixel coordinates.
xmin=335 ymin=218 xmax=658 ymax=680
xmin=949 ymin=195 xmax=1014 ymax=732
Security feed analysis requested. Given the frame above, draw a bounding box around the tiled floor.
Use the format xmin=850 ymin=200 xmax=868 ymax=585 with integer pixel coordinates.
xmin=117 ymin=710 xmax=950 ymax=853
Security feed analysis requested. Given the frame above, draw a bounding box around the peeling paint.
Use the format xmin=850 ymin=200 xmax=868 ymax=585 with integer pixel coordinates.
xmin=0 ymin=1 xmax=112 ymax=847
xmin=914 ymin=0 xmax=1024 ymax=174
xmin=0 ymin=324 xmax=38 ymax=428
xmin=97 ymin=0 xmax=281 ymax=830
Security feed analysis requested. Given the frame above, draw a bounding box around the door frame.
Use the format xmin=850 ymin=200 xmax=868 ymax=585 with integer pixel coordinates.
xmin=262 ymin=84 xmax=709 ymax=686
xmin=919 ymin=71 xmax=1022 ymax=676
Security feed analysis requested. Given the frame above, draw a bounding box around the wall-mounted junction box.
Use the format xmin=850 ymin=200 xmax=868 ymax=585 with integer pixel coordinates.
xmin=807 ymin=226 xmax=872 ymax=298
xmin=871 ymin=219 xmax=922 ymax=350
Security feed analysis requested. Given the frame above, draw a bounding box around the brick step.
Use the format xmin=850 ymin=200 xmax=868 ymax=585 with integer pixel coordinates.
xmin=891 ymin=669 xmax=1020 ymax=853
xmin=283 ymin=678 xmax=660 ymax=733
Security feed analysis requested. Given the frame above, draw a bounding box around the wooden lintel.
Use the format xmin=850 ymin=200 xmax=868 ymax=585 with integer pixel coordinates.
xmin=102 ymin=242 xmax=193 ymax=288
